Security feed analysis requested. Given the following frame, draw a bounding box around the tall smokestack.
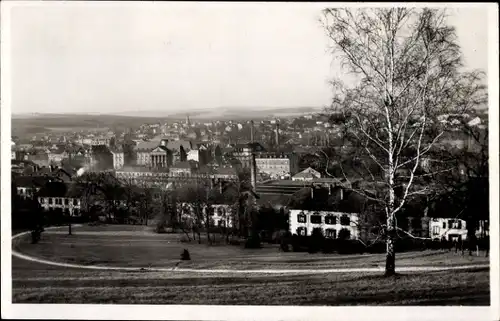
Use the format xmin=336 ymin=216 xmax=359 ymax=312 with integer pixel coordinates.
xmin=275 ymin=121 xmax=280 ymax=148
xmin=250 ymin=153 xmax=257 ymax=191
xmin=250 ymin=120 xmax=254 ymax=143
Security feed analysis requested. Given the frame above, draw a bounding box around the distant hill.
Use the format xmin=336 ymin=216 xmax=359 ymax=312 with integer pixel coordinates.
xmin=10 ymin=106 xmax=325 ymax=136
xmin=113 ymin=106 xmax=324 ymax=120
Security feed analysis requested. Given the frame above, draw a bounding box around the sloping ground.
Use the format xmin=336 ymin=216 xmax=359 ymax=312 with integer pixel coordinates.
xmin=13 ymin=228 xmax=489 ymax=270
xmin=12 ymin=258 xmax=489 ymax=305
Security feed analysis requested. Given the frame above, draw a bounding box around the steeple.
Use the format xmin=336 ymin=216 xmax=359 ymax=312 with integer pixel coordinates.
xmin=186 ymin=114 xmax=191 ymax=127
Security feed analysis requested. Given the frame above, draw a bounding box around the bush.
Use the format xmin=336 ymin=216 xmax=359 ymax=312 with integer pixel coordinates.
xmin=337 ymin=239 xmax=365 ymax=254
xmin=244 ymin=232 xmax=261 ymax=249
xmin=308 ymin=228 xmax=325 ymax=253
xmin=291 ymin=234 xmax=308 ymax=252
xmin=155 ymin=221 xmax=167 ymax=234
xmin=322 ymin=238 xmax=337 ymax=253
xmin=181 ymin=249 xmax=191 ymax=260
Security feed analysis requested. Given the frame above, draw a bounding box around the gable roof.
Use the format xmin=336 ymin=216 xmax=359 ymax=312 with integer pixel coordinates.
xmin=151 ymin=145 xmax=170 ymax=153
xmin=166 ymin=140 xmax=192 ymax=152
xmin=293 ymin=167 xmax=321 ymax=178
xmin=288 ymin=186 xmax=369 ymax=213
xmin=134 ymin=140 xmax=161 ymax=151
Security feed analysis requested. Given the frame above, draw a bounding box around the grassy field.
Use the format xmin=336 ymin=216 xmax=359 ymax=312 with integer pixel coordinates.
xmin=11 ymin=225 xmax=490 ymax=305
xmin=12 ymin=258 xmax=489 ymax=305
xmin=13 ymin=225 xmax=489 ymax=270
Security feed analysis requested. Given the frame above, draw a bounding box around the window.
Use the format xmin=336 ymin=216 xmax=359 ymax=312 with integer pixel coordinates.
xmin=443 ymin=222 xmax=446 ymax=229
xmin=296 ymin=227 xmax=307 ymax=236
xmin=457 ymin=220 xmax=462 ymax=229
xmin=325 ymin=215 xmax=337 ymax=225
xmin=74 ymin=209 xmax=79 ymax=216
xmin=325 ymin=229 xmax=336 ymax=238
xmin=448 ymin=220 xmax=454 ymax=228
xmin=432 ymin=226 xmax=440 ymax=235
xmin=49 ymin=198 xmax=53 ymax=205
xmin=297 ymin=213 xmax=306 ymax=223
xmin=73 ymin=199 xmax=78 ymax=206
xmin=310 ymin=215 xmax=322 ymax=224
xmin=64 ymin=198 xmax=69 ymax=205
xmin=340 ymin=215 xmax=351 ymax=226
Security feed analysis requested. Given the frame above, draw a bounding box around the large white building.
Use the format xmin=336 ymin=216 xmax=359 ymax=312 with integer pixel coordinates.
xmin=428 ymin=218 xmax=489 ymax=242
xmin=38 ymin=195 xmax=82 ymax=216
xmin=289 ymin=209 xmax=359 ymax=239
xmin=179 ymin=203 xmax=234 ymax=228
xmin=255 ymin=152 xmax=300 ymax=178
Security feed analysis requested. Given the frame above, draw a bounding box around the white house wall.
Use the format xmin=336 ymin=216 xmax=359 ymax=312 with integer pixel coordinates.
xmin=289 ymin=209 xmax=359 ymax=239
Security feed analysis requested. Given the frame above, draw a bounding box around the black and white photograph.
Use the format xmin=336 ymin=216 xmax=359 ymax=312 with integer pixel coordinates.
xmin=1 ymin=1 xmax=498 ymax=320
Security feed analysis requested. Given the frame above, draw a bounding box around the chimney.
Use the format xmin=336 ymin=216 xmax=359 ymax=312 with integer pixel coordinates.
xmin=275 ymin=121 xmax=280 ymax=147
xmin=250 ymin=120 xmax=254 ymax=143
xmin=250 ymin=153 xmax=257 ymax=191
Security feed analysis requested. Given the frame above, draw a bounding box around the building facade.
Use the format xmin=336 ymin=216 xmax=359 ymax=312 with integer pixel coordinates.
xmin=428 ymin=217 xmax=489 ymax=241
xmin=255 ymin=152 xmax=300 ymax=178
xmin=179 ymin=203 xmax=234 ymax=228
xmin=111 ymin=148 xmax=125 ymax=170
xmin=38 ymin=196 xmax=82 ymax=216
xmin=289 ymin=209 xmax=360 ymax=239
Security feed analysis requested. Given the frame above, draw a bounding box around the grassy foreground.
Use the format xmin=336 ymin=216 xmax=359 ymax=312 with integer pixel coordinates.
xmin=12 ymin=258 xmax=489 ymax=305
xmin=11 ymin=225 xmax=490 ymax=305
xmin=13 ymin=228 xmax=489 ymax=270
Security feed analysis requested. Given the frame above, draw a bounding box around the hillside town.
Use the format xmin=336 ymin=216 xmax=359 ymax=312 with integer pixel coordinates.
xmin=12 ymin=108 xmax=489 ymax=246
xmin=6 ymin=4 xmax=494 ymax=310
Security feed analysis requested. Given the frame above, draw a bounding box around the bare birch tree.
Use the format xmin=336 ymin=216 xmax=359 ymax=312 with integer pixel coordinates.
xmin=321 ymin=8 xmax=486 ymax=275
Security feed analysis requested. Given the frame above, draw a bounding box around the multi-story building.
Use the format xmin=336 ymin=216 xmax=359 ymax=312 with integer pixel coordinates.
xmin=48 ymin=147 xmax=70 ymax=165
xmin=115 ymin=166 xmax=170 ymax=187
xmin=38 ymin=195 xmax=82 ymax=216
xmin=255 ymin=152 xmax=300 ymax=178
xmin=89 ymin=145 xmax=113 ymax=171
xmin=292 ymin=167 xmax=322 ymax=181
xmin=428 ymin=218 xmax=489 ymax=242
xmin=288 ymin=185 xmax=369 ymax=240
xmin=289 ymin=209 xmax=359 ymax=239
xmin=91 ymin=137 xmax=112 ymax=147
xmin=178 ymin=203 xmax=235 ymax=228
xmin=169 ymin=161 xmax=198 ymax=177
xmin=110 ymin=146 xmax=125 ymax=170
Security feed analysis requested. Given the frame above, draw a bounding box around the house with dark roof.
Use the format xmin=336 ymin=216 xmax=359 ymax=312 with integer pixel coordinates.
xmin=288 ymin=185 xmax=370 ymax=240
xmin=37 ymin=181 xmax=82 ymax=217
xmin=48 ymin=147 xmax=69 ymax=165
xmin=89 ymin=145 xmax=113 ymax=171
xmin=169 ymin=161 xmax=198 ymax=176
xmin=292 ymin=167 xmax=321 ymax=181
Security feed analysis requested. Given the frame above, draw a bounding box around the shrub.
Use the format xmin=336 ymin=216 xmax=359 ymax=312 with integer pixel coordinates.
xmin=322 ymin=238 xmax=337 ymax=253
xmin=291 ymin=234 xmax=308 ymax=252
xmin=337 ymin=239 xmax=365 ymax=254
xmin=244 ymin=232 xmax=261 ymax=249
xmin=181 ymin=249 xmax=191 ymax=260
xmin=155 ymin=221 xmax=167 ymax=234
xmin=308 ymin=228 xmax=325 ymax=253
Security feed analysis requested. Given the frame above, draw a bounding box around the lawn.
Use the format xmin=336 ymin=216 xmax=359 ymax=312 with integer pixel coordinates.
xmin=11 ymin=225 xmax=490 ymax=305
xmin=13 ymin=225 xmax=490 ymax=270
xmin=12 ymin=258 xmax=489 ymax=305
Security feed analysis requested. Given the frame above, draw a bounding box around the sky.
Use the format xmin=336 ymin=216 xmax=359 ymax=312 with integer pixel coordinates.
xmin=8 ymin=3 xmax=489 ymax=115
